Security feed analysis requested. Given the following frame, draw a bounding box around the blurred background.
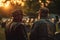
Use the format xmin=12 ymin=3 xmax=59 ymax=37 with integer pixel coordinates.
xmin=0 ymin=0 xmax=60 ymax=40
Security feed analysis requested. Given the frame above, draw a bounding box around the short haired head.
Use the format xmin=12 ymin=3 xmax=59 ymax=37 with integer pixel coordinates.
xmin=12 ymin=9 xmax=23 ymax=22
xmin=12 ymin=9 xmax=23 ymax=17
xmin=39 ymin=7 xmax=49 ymax=18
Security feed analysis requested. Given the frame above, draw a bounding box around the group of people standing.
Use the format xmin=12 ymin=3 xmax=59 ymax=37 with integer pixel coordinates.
xmin=4 ymin=7 xmax=59 ymax=40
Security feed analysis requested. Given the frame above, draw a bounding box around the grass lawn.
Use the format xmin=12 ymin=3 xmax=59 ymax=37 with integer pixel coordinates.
xmin=0 ymin=27 xmax=6 ymax=40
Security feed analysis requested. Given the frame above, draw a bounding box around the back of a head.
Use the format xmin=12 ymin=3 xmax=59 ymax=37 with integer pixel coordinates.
xmin=12 ymin=9 xmax=23 ymax=17
xmin=12 ymin=9 xmax=23 ymax=22
xmin=39 ymin=7 xmax=49 ymax=18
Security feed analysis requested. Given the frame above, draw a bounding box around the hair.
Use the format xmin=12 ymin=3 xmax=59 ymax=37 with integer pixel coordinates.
xmin=39 ymin=7 xmax=49 ymax=18
xmin=12 ymin=9 xmax=23 ymax=22
xmin=12 ymin=9 xmax=23 ymax=17
xmin=55 ymin=16 xmax=59 ymax=22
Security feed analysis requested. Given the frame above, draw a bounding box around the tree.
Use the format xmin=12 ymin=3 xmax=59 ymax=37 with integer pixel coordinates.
xmin=48 ymin=0 xmax=60 ymax=15
xmin=55 ymin=0 xmax=60 ymax=15
xmin=47 ymin=1 xmax=56 ymax=14
xmin=24 ymin=0 xmax=40 ymax=18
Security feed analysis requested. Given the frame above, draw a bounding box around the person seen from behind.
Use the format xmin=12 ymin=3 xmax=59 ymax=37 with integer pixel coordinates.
xmin=5 ymin=9 xmax=28 ymax=40
xmin=30 ymin=7 xmax=56 ymax=40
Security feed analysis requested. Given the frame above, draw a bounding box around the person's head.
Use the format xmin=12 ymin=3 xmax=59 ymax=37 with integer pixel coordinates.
xmin=55 ymin=16 xmax=59 ymax=19
xmin=55 ymin=16 xmax=59 ymax=22
xmin=12 ymin=9 xmax=23 ymax=22
xmin=39 ymin=7 xmax=49 ymax=19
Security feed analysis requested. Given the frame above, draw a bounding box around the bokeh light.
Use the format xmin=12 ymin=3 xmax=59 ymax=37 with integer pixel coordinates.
xmin=0 ymin=0 xmax=6 ymax=7
xmin=39 ymin=0 xmax=51 ymax=7
xmin=45 ymin=3 xmax=48 ymax=6
xmin=4 ymin=1 xmax=11 ymax=8
xmin=41 ymin=2 xmax=44 ymax=7
xmin=0 ymin=2 xmax=4 ymax=7
xmin=0 ymin=0 xmax=6 ymax=2
xmin=39 ymin=0 xmax=42 ymax=3
xmin=46 ymin=0 xmax=50 ymax=4
xmin=11 ymin=0 xmax=17 ymax=5
xmin=0 ymin=0 xmax=25 ymax=8
xmin=11 ymin=0 xmax=25 ymax=6
xmin=0 ymin=0 xmax=25 ymax=16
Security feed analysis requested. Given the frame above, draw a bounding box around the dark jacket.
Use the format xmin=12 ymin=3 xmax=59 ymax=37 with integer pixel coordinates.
xmin=5 ymin=22 xmax=27 ymax=40
xmin=30 ymin=19 xmax=55 ymax=40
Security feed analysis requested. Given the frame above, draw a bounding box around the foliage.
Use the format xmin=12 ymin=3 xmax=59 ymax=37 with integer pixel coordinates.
xmin=48 ymin=0 xmax=60 ymax=15
xmin=24 ymin=0 xmax=40 ymax=18
xmin=47 ymin=1 xmax=56 ymax=14
xmin=55 ymin=0 xmax=60 ymax=14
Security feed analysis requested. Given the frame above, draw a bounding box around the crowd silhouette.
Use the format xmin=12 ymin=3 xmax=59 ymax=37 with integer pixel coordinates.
xmin=1 ymin=7 xmax=60 ymax=40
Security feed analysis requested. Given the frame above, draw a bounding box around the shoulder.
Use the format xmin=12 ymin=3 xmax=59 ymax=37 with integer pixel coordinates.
xmin=10 ymin=22 xmax=24 ymax=28
xmin=33 ymin=19 xmax=47 ymax=25
xmin=32 ymin=19 xmax=47 ymax=28
xmin=11 ymin=22 xmax=24 ymax=26
xmin=11 ymin=22 xmax=25 ymax=31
